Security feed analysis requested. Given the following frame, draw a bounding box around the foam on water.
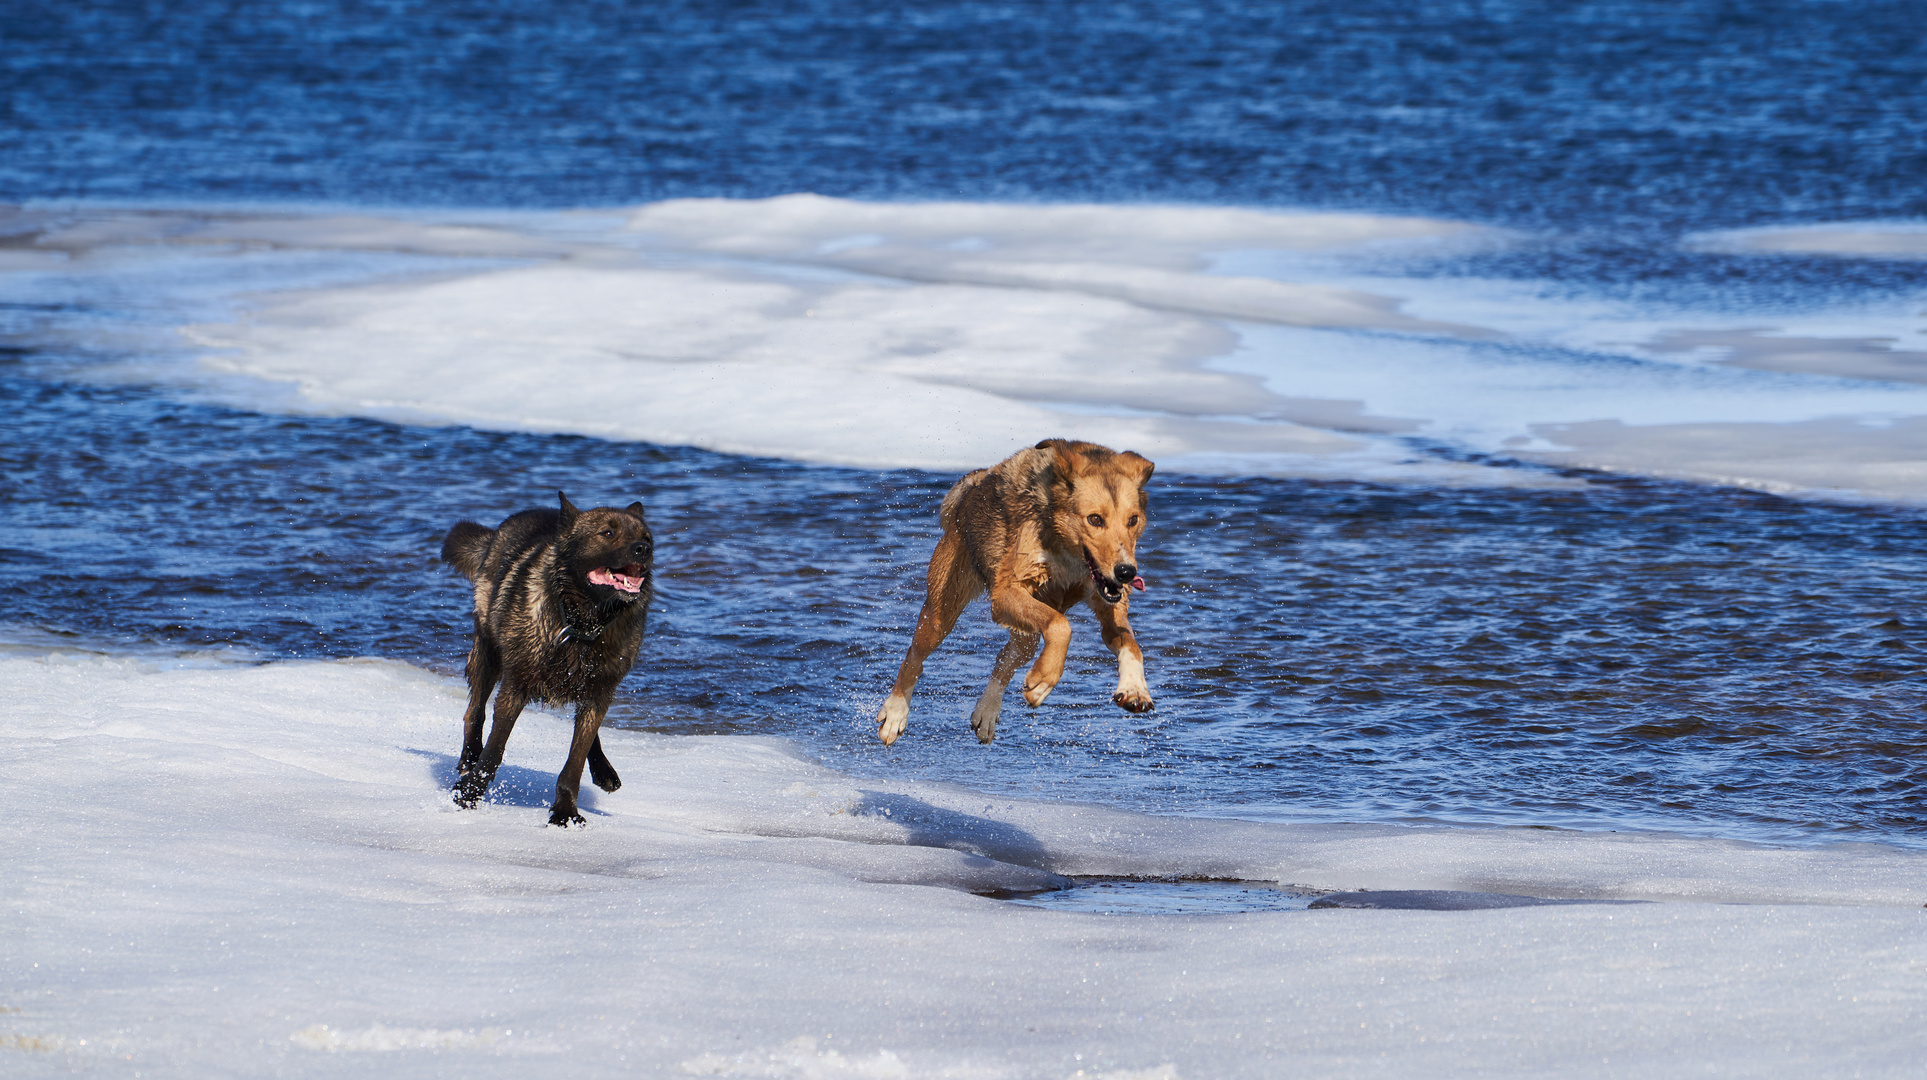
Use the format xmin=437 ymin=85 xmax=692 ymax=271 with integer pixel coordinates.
xmin=12 ymin=197 xmax=1927 ymax=499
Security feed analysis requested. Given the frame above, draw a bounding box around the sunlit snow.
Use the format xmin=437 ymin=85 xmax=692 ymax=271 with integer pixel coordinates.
xmin=4 ymin=651 xmax=1924 ymax=1077
xmin=11 ymin=197 xmax=1927 ymax=498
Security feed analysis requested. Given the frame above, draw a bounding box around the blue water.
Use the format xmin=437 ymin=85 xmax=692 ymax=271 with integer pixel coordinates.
xmin=3 ymin=0 xmax=1925 ymax=846
xmin=7 ymin=0 xmax=1926 ymax=237
xmin=6 ymin=364 xmax=1925 ymax=844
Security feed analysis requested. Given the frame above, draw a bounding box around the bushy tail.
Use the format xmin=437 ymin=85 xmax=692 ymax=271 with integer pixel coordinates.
xmin=440 ymin=521 xmax=494 ymax=582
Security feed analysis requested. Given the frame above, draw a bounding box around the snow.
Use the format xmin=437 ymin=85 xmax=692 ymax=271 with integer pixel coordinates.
xmin=1217 ymin=325 xmax=1927 ymax=500
xmin=12 ymin=197 xmax=1927 ymax=498
xmin=4 ymin=650 xmax=1924 ymax=1077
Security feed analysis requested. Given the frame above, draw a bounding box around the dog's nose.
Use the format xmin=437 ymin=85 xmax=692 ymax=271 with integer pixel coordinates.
xmin=1113 ymin=562 xmax=1136 ymax=584
xmin=632 ymin=542 xmax=650 ymax=557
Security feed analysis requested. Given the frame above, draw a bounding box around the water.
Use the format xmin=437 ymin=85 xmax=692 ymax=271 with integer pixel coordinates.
xmin=4 ymin=0 xmax=1926 ymax=849
xmin=1005 ymin=880 xmax=1320 ymax=916
xmin=6 ymin=364 xmax=1925 ymax=845
xmin=6 ymin=1 xmax=1925 ymax=236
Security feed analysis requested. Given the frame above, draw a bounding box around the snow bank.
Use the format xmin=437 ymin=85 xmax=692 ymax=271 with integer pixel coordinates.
xmin=3 ymin=651 xmax=1924 ymax=1078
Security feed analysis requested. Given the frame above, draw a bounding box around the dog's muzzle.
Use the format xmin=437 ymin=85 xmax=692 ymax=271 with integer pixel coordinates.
xmin=1085 ymin=552 xmax=1147 ymax=604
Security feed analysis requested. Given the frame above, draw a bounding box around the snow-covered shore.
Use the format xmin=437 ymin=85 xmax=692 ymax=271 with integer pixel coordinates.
xmin=3 ymin=651 xmax=1924 ymax=1077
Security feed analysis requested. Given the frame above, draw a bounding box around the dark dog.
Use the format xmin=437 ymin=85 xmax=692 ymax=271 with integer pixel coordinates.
xmin=876 ymin=438 xmax=1154 ymax=746
xmin=441 ymin=491 xmax=654 ymax=825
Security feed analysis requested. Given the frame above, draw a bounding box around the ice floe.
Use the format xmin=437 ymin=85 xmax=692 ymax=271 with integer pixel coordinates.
xmin=9 ymin=198 xmax=1927 ymax=499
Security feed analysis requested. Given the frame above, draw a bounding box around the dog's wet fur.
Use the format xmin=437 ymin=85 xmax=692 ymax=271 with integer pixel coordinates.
xmin=442 ymin=491 xmax=654 ymax=825
xmin=877 ymin=438 xmax=1155 ymax=746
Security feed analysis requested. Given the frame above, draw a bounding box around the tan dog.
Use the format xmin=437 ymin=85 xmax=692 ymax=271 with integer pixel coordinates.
xmin=876 ymin=438 xmax=1154 ymax=745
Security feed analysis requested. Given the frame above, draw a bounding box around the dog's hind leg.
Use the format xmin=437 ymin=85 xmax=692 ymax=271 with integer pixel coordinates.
xmin=1090 ymin=594 xmax=1153 ymax=714
xmin=453 ymin=636 xmax=501 ymax=807
xmin=877 ymin=531 xmax=981 ymax=745
xmin=550 ymin=700 xmax=611 ymax=827
xmin=969 ymin=630 xmax=1039 ymax=744
xmin=453 ymin=686 xmax=528 ymax=807
xmin=586 ymin=734 xmax=621 ymax=793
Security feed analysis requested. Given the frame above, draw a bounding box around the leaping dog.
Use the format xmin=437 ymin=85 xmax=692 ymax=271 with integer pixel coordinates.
xmin=876 ymin=438 xmax=1154 ymax=745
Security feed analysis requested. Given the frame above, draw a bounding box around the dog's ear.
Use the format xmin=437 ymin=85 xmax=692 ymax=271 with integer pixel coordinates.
xmin=625 ymin=501 xmax=648 ymax=525
xmin=1037 ymin=438 xmax=1087 ymax=485
xmin=557 ymin=491 xmax=580 ymax=532
xmin=1120 ymin=450 xmax=1155 ymax=488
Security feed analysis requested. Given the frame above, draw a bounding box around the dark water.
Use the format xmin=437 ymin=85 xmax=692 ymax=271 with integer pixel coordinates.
xmin=6 ymin=361 xmax=1924 ymax=846
xmin=1006 ymin=879 xmax=1320 ymax=915
xmin=5 ymin=0 xmax=1925 ymax=239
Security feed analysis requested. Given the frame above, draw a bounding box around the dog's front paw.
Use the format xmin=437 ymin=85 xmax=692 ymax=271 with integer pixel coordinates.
xmin=548 ymin=805 xmax=587 ymax=827
xmin=876 ymin=695 xmax=909 ymax=746
xmin=1113 ymin=687 xmax=1154 ymax=713
xmin=1021 ymin=673 xmax=1057 ymax=707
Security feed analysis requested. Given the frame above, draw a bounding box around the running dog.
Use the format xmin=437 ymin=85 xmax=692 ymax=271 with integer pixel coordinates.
xmin=441 ymin=491 xmax=654 ymax=825
xmin=876 ymin=438 xmax=1154 ymax=745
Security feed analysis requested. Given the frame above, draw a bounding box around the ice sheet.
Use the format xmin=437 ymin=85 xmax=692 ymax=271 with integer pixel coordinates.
xmin=3 ymin=651 xmax=1924 ymax=1077
xmin=181 ymin=261 xmax=1363 ymax=472
xmin=1216 ymin=324 xmax=1927 ymax=498
xmin=12 ymin=198 xmax=1927 ymax=498
xmin=1690 ymin=222 xmax=1927 ymax=262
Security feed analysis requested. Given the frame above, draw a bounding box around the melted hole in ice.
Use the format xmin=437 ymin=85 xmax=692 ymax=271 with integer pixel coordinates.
xmin=999 ymin=882 xmax=1654 ymax=914
xmin=998 ymin=878 xmax=1322 ymax=915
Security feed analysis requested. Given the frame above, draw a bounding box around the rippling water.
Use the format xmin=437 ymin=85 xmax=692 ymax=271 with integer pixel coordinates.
xmin=7 ymin=0 xmax=1924 ymax=237
xmin=7 ymin=361 xmax=1923 ymax=845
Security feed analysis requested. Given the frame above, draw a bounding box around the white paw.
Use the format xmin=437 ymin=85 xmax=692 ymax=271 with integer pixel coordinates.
xmin=1113 ymin=654 xmax=1151 ymax=713
xmin=1113 ymin=682 xmax=1154 ymax=713
xmin=876 ymin=696 xmax=909 ymax=745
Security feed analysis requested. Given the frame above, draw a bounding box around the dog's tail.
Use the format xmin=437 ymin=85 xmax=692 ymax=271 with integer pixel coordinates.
xmin=440 ymin=521 xmax=495 ymax=582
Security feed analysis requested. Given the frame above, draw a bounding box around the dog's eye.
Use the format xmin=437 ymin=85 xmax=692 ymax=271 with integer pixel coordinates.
xmin=1128 ymin=514 xmax=1139 ymax=527
xmin=599 ymin=528 xmax=615 ymax=538
xmin=1086 ymin=513 xmax=1104 ymax=527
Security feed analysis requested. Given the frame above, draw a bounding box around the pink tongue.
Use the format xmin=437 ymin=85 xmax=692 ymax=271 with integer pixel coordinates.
xmin=1131 ymin=576 xmax=1147 ymax=591
xmin=589 ymin=568 xmax=642 ymax=593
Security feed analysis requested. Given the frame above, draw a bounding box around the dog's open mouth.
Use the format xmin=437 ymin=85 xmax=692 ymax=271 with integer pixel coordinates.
xmin=1083 ymin=550 xmax=1147 ymax=604
xmin=588 ymin=564 xmax=648 ymax=594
